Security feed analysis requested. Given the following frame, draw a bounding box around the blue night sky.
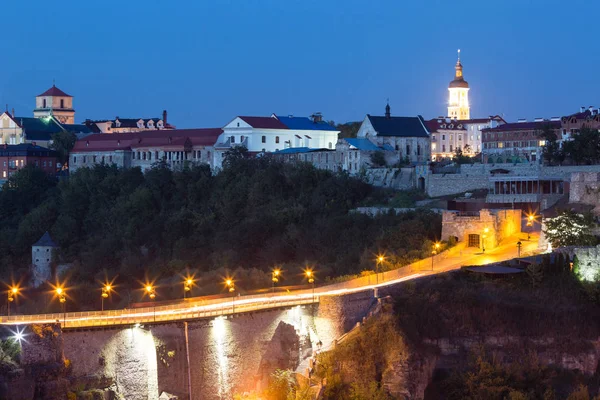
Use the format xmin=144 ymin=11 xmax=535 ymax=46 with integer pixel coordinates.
xmin=1 ymin=0 xmax=598 ymax=128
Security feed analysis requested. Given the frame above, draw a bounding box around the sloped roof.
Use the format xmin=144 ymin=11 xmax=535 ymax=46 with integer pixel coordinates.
xmin=238 ymin=116 xmax=289 ymax=130
xmin=482 ymin=120 xmax=560 ymax=132
xmin=276 ymin=115 xmax=338 ymax=131
xmin=62 ymin=124 xmax=92 ymax=134
xmin=33 ymin=231 xmax=57 ymax=247
xmin=344 ymin=138 xmax=382 ymax=151
xmin=367 ymin=115 xmax=429 ymax=138
xmin=425 ymin=119 xmax=467 ymax=133
xmin=18 ymin=117 xmax=65 ymax=141
xmin=273 ymin=147 xmax=334 ymax=154
xmin=0 ymin=143 xmax=57 ymax=157
xmin=38 ymin=85 xmax=72 ymax=97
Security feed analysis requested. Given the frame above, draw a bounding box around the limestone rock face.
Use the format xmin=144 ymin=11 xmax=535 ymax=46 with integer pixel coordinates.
xmin=256 ymin=321 xmax=301 ymax=390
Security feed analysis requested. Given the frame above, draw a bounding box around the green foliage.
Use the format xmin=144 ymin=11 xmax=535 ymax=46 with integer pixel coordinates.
xmin=50 ymin=130 xmax=77 ymax=166
xmin=369 ymin=151 xmax=386 ymax=167
xmin=562 ymin=127 xmax=600 ymax=165
xmin=336 ymin=121 xmax=361 ymax=139
xmin=315 ymin=314 xmax=404 ymax=399
xmin=540 ymin=124 xmax=564 ymax=166
xmin=0 ymin=338 xmax=20 ymax=373
xmin=264 ymin=369 xmax=297 ymax=400
xmin=543 ymin=210 xmax=596 ymax=248
xmin=452 ymin=147 xmax=474 ymax=165
xmin=0 ymin=158 xmax=441 ymax=310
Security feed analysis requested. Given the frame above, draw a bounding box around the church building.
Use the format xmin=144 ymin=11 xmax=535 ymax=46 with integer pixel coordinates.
xmin=448 ymin=50 xmax=470 ymax=120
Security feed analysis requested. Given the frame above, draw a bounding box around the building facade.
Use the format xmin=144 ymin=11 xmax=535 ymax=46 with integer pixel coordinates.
xmin=33 ymin=85 xmax=75 ymax=124
xmin=356 ymin=104 xmax=430 ymax=164
xmin=482 ymin=119 xmax=561 ymax=163
xmin=0 ymin=143 xmax=58 ymax=180
xmin=448 ymin=50 xmax=470 ymax=120
xmin=69 ymin=128 xmax=222 ymax=173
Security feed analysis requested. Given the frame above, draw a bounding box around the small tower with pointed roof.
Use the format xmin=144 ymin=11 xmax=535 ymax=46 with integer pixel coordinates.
xmin=447 ymin=49 xmax=470 ymax=120
xmin=31 ymin=231 xmax=57 ymax=287
xmin=34 ymin=84 xmax=75 ymax=124
xmin=385 ymin=100 xmax=391 ymax=119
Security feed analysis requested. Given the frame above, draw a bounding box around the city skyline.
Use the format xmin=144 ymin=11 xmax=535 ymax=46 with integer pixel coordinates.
xmin=1 ymin=0 xmax=598 ymax=128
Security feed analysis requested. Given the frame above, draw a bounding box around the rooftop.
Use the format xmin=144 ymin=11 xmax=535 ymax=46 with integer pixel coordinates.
xmin=38 ymin=85 xmax=72 ymax=98
xmin=276 ymin=115 xmax=338 ymax=131
xmin=367 ymin=115 xmax=429 ymax=138
xmin=33 ymin=231 xmax=57 ymax=247
xmin=482 ymin=120 xmax=561 ymax=132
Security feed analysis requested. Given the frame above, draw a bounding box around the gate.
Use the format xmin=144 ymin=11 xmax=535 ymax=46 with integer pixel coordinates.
xmin=468 ymin=234 xmax=480 ymax=248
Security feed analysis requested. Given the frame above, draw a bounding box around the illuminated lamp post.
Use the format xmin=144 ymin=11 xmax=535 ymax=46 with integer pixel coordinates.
xmin=101 ymin=284 xmax=111 ymax=312
xmin=431 ymin=242 xmax=441 ymax=271
xmin=526 ymin=214 xmax=535 ymax=241
xmin=184 ymin=278 xmax=193 ymax=299
xmin=56 ymin=287 xmax=67 ymax=327
xmin=7 ymin=286 xmax=18 ymax=319
xmin=376 ymin=255 xmax=385 ymax=284
xmin=145 ymin=285 xmax=156 ymax=322
xmin=272 ymin=269 xmax=280 ymax=294
xmin=482 ymin=227 xmax=489 ymax=253
xmin=226 ymin=279 xmax=235 ymax=313
xmin=305 ymin=270 xmax=315 ymax=303
xmin=517 ymin=241 xmax=522 ymax=258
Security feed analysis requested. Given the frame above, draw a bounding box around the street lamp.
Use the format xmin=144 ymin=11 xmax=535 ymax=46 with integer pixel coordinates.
xmin=482 ymin=227 xmax=489 ymax=253
xmin=56 ymin=287 xmax=67 ymax=328
xmin=145 ymin=285 xmax=156 ymax=322
xmin=517 ymin=241 xmax=522 ymax=258
xmin=376 ymin=255 xmax=385 ymax=284
xmin=272 ymin=269 xmax=281 ymax=294
xmin=225 ymin=279 xmax=235 ymax=313
xmin=305 ymin=269 xmax=315 ymax=303
xmin=431 ymin=242 xmax=441 ymax=271
xmin=101 ymin=285 xmax=111 ymax=312
xmin=7 ymin=286 xmax=18 ymax=319
xmin=526 ymin=214 xmax=535 ymax=240
xmin=184 ymin=278 xmax=193 ymax=299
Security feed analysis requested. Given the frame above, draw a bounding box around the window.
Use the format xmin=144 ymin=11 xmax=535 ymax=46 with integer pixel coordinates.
xmin=275 ymin=136 xmax=280 ymax=144
xmin=432 ymin=135 xmax=436 ymax=142
xmin=93 ymin=155 xmax=97 ymax=162
xmin=450 ymin=135 xmax=453 ymax=140
xmin=406 ymin=145 xmax=410 ymax=156
xmin=417 ymin=145 xmax=421 ymax=156
xmin=442 ymin=145 xmax=446 ymax=152
xmin=262 ymin=136 xmax=266 ymax=143
xmin=73 ymin=156 xmax=76 ymax=164
xmin=101 ymin=156 xmax=105 ymax=163
xmin=60 ymin=99 xmax=64 ymax=108
xmin=240 ymin=135 xmax=245 ymax=142
xmin=329 ymin=142 xmax=333 ymax=149
xmin=83 ymin=156 xmax=87 ymax=163
xmin=231 ymin=136 xmax=235 ymax=143
xmin=458 ymin=135 xmax=462 ymax=141
xmin=43 ymin=99 xmax=47 ymax=108
xmin=450 ymin=145 xmax=453 ymax=152
xmin=237 ymin=122 xmax=240 ymax=127
xmin=109 ymin=156 xmax=113 ymax=162
xmin=442 ymin=135 xmax=446 ymax=140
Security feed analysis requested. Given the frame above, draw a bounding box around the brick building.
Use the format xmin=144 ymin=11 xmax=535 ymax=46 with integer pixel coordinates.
xmin=0 ymin=143 xmax=58 ymax=180
xmin=482 ymin=119 xmax=561 ymax=164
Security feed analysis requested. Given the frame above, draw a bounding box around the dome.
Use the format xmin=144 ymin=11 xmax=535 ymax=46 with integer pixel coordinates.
xmin=449 ymin=78 xmax=469 ymax=88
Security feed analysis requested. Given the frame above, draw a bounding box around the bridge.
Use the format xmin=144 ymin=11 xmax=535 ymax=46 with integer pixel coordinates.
xmin=4 ymin=235 xmax=541 ymax=400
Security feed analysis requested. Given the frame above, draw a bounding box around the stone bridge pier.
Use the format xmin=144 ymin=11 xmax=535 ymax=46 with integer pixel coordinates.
xmin=55 ymin=289 xmax=375 ymax=399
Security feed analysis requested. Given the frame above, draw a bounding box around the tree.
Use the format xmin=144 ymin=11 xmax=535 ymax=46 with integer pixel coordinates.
xmin=543 ymin=210 xmax=596 ymax=248
xmin=526 ymin=263 xmax=544 ymax=288
xmin=539 ymin=124 xmax=563 ymax=166
xmin=50 ymin=130 xmax=77 ymax=166
xmin=452 ymin=147 xmax=472 ymax=165
xmin=562 ymin=126 xmax=600 ymax=165
xmin=336 ymin=122 xmax=361 ymax=139
xmin=370 ymin=151 xmax=386 ymax=167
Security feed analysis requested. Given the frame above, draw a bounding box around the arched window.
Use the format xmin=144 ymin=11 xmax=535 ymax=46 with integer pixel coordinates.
xmin=60 ymin=99 xmax=64 ymax=108
xmin=42 ymin=99 xmax=47 ymax=108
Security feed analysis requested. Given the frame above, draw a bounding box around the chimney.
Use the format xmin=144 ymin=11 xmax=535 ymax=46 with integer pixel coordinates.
xmin=311 ymin=112 xmax=323 ymax=123
xmin=11 ymin=108 xmax=14 ymax=117
xmin=534 ymin=118 xmax=544 ymax=122
xmin=581 ymin=106 xmax=585 ymax=113
xmin=550 ymin=117 xmax=560 ymax=121
xmin=162 ymin=110 xmax=167 ymax=125
xmin=517 ymin=118 xmax=527 ymax=123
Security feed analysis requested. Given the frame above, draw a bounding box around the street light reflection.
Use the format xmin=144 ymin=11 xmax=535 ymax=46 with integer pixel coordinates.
xmin=212 ymin=316 xmax=231 ymax=398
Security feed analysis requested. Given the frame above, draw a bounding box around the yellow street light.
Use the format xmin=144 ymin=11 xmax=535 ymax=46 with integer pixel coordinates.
xmin=272 ymin=269 xmax=281 ymax=293
xmin=7 ymin=286 xmax=19 ymax=318
xmin=305 ymin=269 xmax=316 ymax=303
xmin=101 ymin=284 xmax=111 ymax=311
xmin=375 ymin=255 xmax=385 ymax=284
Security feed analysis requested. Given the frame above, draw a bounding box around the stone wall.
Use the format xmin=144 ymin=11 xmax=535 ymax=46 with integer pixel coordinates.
xmin=441 ymin=209 xmax=521 ymax=250
xmin=570 ymin=172 xmax=600 ymax=206
xmin=364 ymin=167 xmax=415 ymax=190
xmin=572 ymin=245 xmax=600 ymax=281
xmin=427 ymin=163 xmax=600 ymax=198
xmin=60 ymin=290 xmax=376 ymax=399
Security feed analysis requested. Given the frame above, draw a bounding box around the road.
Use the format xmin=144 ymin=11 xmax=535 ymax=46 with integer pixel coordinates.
xmin=1 ymin=233 xmax=542 ymax=329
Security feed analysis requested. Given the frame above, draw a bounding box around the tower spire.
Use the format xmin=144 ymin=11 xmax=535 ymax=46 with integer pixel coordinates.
xmin=385 ymin=98 xmax=391 ymax=119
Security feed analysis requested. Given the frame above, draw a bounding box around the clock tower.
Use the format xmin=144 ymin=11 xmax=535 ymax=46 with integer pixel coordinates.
xmin=447 ymin=50 xmax=470 ymax=120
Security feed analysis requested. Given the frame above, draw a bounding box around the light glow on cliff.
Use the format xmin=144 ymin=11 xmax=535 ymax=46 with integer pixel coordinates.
xmin=212 ymin=316 xmax=232 ymax=398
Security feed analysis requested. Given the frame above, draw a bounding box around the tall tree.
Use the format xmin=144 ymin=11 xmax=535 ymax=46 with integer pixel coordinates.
xmin=50 ymin=130 xmax=77 ymax=166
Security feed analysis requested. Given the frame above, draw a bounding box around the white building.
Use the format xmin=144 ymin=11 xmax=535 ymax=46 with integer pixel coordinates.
xmin=85 ymin=110 xmax=174 ymax=134
xmin=448 ymin=50 xmax=470 ymax=120
xmin=31 ymin=231 xmax=57 ymax=287
xmin=213 ymin=113 xmax=339 ymax=168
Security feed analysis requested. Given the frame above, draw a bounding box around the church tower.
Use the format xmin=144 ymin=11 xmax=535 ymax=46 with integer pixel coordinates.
xmin=33 ymin=84 xmax=75 ymax=124
xmin=447 ymin=50 xmax=470 ymax=120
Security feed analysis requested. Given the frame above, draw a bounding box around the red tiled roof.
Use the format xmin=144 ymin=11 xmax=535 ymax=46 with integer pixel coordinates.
xmin=481 ymin=120 xmax=560 ymax=132
xmin=72 ymin=129 xmax=222 ymax=153
xmin=238 ymin=116 xmax=289 ymax=130
xmin=38 ymin=85 xmax=72 ymax=97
